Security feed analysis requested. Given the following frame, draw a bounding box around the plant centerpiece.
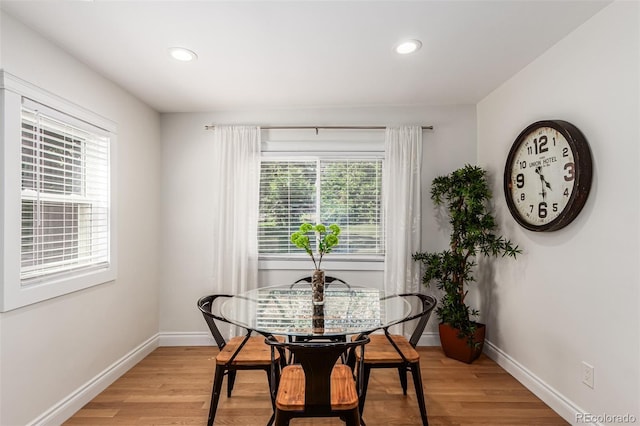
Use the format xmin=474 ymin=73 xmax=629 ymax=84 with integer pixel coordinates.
xmin=412 ymin=165 xmax=521 ymax=363
xmin=291 ymin=223 xmax=341 ymax=305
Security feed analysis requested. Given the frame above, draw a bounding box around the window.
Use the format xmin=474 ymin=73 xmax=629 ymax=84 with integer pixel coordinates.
xmin=1 ymin=71 xmax=116 ymax=312
xmin=258 ymin=156 xmax=384 ymax=258
xmin=20 ymin=100 xmax=110 ymax=283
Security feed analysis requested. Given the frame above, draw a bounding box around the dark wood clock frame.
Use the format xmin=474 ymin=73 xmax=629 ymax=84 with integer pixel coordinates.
xmin=504 ymin=120 xmax=593 ymax=232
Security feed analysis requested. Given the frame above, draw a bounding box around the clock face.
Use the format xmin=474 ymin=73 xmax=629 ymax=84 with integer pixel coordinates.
xmin=504 ymin=120 xmax=592 ymax=232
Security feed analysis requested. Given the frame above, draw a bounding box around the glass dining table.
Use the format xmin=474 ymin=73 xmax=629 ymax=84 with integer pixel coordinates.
xmin=220 ymin=284 xmax=412 ymax=339
xmin=219 ymin=284 xmax=412 ymax=426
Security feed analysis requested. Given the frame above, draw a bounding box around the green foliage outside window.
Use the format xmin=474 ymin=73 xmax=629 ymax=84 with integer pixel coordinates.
xmin=258 ymin=158 xmax=383 ymax=256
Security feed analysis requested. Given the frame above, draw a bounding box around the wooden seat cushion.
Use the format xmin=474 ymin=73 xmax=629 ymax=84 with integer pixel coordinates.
xmin=354 ymin=334 xmax=420 ymax=364
xmin=216 ymin=335 xmax=284 ymax=366
xmin=275 ymin=364 xmax=358 ymax=411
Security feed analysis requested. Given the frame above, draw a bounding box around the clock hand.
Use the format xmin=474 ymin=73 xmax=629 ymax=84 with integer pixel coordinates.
xmin=535 ymin=166 xmax=550 ymax=199
xmin=535 ymin=166 xmax=552 ymax=192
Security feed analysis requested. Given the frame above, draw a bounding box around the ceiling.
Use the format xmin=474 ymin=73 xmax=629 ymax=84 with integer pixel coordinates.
xmin=1 ymin=1 xmax=610 ymax=113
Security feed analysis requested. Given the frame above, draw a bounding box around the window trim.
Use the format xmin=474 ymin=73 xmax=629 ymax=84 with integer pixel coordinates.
xmin=0 ymin=71 xmax=118 ymax=312
xmin=258 ymin=148 xmax=385 ymax=267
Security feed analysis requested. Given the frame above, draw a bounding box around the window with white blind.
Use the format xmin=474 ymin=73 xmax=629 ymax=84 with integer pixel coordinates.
xmin=21 ymin=100 xmax=110 ymax=283
xmin=1 ymin=71 xmax=117 ymax=312
xmin=258 ymin=156 xmax=384 ymax=258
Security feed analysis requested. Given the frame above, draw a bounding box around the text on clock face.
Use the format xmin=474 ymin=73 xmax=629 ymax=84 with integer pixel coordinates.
xmin=528 ymin=156 xmax=557 ymax=167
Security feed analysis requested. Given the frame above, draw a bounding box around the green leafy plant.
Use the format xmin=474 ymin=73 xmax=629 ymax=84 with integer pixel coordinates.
xmin=412 ymin=165 xmax=521 ymax=346
xmin=291 ymin=223 xmax=341 ymax=270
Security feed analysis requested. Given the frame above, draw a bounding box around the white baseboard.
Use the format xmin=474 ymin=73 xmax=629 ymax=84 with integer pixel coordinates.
xmin=159 ymin=331 xmax=213 ymax=346
xmin=417 ymin=331 xmax=440 ymax=347
xmin=29 ymin=334 xmax=159 ymax=426
xmin=483 ymin=339 xmax=596 ymax=426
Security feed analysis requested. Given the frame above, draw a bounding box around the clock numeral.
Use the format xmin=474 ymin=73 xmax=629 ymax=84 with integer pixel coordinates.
xmin=538 ymin=202 xmax=548 ymax=219
xmin=520 ymin=193 xmax=525 ymax=201
xmin=564 ymin=162 xmax=575 ymax=181
xmin=553 ymin=203 xmax=558 ymax=212
xmin=519 ymin=161 xmax=526 ymax=169
xmin=529 ymin=205 xmax=534 ymax=213
xmin=564 ymin=188 xmax=570 ymax=197
xmin=516 ymin=173 xmax=525 ymax=188
xmin=528 ymin=136 xmax=549 ymax=156
xmin=537 ymin=136 xmax=548 ymax=154
xmin=553 ymin=137 xmax=556 ymax=146
xmin=562 ymin=147 xmax=569 ymax=157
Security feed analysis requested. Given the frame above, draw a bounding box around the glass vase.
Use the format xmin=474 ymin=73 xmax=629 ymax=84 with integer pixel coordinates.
xmin=312 ymin=304 xmax=325 ymax=334
xmin=312 ymin=269 xmax=325 ymax=305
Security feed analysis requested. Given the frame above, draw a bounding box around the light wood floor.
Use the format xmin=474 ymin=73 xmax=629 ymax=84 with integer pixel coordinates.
xmin=64 ymin=346 xmax=568 ymax=425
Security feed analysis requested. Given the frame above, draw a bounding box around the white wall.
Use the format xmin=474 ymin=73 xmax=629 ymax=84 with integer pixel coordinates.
xmin=477 ymin=1 xmax=639 ymax=423
xmin=159 ymin=106 xmax=476 ymax=339
xmin=0 ymin=12 xmax=162 ymax=426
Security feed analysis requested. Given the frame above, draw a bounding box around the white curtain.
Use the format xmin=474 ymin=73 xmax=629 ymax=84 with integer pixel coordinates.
xmin=211 ymin=126 xmax=261 ymax=306
xmin=383 ymin=126 xmax=422 ymax=299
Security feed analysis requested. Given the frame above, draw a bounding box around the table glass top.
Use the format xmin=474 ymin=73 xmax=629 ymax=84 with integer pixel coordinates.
xmin=220 ymin=285 xmax=411 ymax=337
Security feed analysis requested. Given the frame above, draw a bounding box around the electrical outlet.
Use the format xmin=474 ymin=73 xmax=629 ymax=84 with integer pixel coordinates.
xmin=582 ymin=362 xmax=594 ymax=388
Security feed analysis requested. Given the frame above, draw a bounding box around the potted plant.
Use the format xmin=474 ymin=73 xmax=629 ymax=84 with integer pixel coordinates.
xmin=291 ymin=223 xmax=341 ymax=305
xmin=412 ymin=165 xmax=521 ymax=363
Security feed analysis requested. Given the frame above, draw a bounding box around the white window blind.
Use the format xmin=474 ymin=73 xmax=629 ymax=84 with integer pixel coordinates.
xmin=20 ymin=100 xmax=110 ymax=284
xmin=258 ymin=157 xmax=384 ymax=257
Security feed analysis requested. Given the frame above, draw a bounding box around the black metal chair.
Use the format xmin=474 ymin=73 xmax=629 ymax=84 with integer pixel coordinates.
xmin=348 ymin=293 xmax=437 ymax=426
xmin=265 ymin=335 xmax=370 ymax=426
xmin=290 ymin=275 xmax=351 ymax=289
xmin=197 ymin=294 xmax=284 ymax=426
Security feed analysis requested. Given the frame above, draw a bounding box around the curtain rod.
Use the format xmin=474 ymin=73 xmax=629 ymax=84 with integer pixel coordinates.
xmin=204 ymin=125 xmax=434 ymax=133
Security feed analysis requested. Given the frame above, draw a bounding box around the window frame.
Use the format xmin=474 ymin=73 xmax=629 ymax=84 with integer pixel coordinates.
xmin=258 ymin=146 xmax=385 ymax=271
xmin=0 ymin=71 xmax=117 ymax=312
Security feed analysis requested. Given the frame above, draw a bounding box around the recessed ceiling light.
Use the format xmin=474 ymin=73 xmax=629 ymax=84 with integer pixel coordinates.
xmin=168 ymin=47 xmax=198 ymax=62
xmin=395 ymin=40 xmax=422 ymax=55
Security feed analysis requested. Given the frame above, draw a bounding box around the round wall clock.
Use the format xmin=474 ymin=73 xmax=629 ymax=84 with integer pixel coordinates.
xmin=504 ymin=120 xmax=593 ymax=232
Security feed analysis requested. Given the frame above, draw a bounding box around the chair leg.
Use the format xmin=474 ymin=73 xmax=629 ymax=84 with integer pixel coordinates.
xmin=398 ymin=366 xmax=408 ymax=395
xmin=265 ymin=367 xmax=277 ymax=421
xmin=358 ymin=364 xmax=372 ymax=416
xmin=410 ymin=361 xmax=429 ymax=426
xmin=274 ymin=409 xmax=291 ymax=426
xmin=279 ymin=347 xmax=288 ymax=370
xmin=227 ymin=370 xmax=237 ymax=397
xmin=345 ymin=346 xmax=356 ymax=370
xmin=344 ymin=407 xmax=361 ymax=426
xmin=208 ymin=364 xmax=226 ymax=426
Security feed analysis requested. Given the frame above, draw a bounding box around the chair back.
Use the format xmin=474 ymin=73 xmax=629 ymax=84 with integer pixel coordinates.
xmin=398 ymin=293 xmax=437 ymax=348
xmin=291 ymin=275 xmax=350 ymax=289
xmin=266 ymin=335 xmax=369 ymax=413
xmin=197 ymin=294 xmax=234 ymax=350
